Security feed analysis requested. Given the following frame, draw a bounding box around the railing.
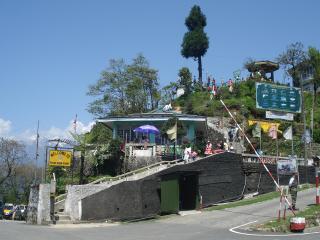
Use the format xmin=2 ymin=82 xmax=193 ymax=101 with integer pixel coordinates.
xmin=55 ymin=193 xmax=67 ymax=203
xmin=89 ymin=158 xmax=184 ymax=184
xmin=54 ymin=158 xmax=184 ymax=203
xmin=242 ymin=153 xmax=308 ymax=166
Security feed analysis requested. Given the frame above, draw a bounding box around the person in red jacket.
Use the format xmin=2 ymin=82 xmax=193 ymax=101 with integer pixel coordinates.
xmin=204 ymin=140 xmax=213 ymax=155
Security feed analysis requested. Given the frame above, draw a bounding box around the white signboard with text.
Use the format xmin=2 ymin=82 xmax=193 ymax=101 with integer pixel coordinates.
xmin=266 ymin=111 xmax=294 ymax=121
xmin=277 ymin=159 xmax=297 ymax=175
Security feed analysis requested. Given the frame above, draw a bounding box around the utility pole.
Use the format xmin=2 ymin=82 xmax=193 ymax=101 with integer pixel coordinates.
xmin=34 ymin=120 xmax=40 ymax=183
xmin=79 ymin=150 xmax=85 ymax=185
xmin=311 ymin=90 xmax=315 ymax=156
xmin=301 ymin=80 xmax=308 ymax=183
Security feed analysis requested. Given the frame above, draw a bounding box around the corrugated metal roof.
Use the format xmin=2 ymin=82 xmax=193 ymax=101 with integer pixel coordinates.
xmin=98 ymin=111 xmax=206 ymax=122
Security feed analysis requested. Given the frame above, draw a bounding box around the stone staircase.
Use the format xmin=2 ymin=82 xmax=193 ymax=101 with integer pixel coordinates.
xmin=231 ymin=141 xmax=245 ymax=154
xmin=311 ymin=143 xmax=320 ymax=156
xmin=55 ymin=212 xmax=72 ymax=225
xmin=54 ymin=159 xmax=185 ymax=223
xmin=207 ymin=116 xmax=245 ymax=154
xmin=206 ymin=117 xmax=228 ymax=137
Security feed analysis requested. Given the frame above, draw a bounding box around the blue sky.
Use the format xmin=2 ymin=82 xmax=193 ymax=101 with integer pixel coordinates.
xmin=0 ymin=0 xmax=319 ymax=145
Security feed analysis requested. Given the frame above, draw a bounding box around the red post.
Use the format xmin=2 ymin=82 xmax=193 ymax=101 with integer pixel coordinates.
xmin=278 ymin=190 xmax=283 ymax=221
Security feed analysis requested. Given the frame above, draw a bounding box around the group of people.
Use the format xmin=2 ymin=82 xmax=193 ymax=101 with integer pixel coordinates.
xmin=183 ymin=146 xmax=198 ymax=162
xmin=204 ymin=140 xmax=233 ymax=155
xmin=183 ymin=139 xmax=229 ymax=162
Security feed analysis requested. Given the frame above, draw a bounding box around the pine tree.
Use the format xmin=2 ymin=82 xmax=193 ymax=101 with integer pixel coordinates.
xmin=181 ymin=5 xmax=209 ymax=86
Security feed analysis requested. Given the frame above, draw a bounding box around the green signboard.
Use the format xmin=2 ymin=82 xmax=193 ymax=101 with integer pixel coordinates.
xmin=256 ymin=83 xmax=301 ymax=113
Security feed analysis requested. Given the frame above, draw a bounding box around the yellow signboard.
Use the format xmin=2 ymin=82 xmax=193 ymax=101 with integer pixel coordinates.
xmin=49 ymin=150 xmax=72 ymax=167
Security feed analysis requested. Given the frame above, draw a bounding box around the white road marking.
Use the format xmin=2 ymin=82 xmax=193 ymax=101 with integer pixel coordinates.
xmin=229 ymin=220 xmax=320 ymax=237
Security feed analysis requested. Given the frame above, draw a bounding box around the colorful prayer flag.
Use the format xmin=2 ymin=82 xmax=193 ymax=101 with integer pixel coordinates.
xmin=252 ymin=123 xmax=261 ymax=138
xmin=283 ymin=126 xmax=293 ymax=140
xmin=302 ymin=129 xmax=311 ymax=144
xmin=166 ymin=123 xmax=177 ymax=140
xmin=268 ymin=124 xmax=277 ymax=139
xmin=248 ymin=120 xmax=280 ymax=133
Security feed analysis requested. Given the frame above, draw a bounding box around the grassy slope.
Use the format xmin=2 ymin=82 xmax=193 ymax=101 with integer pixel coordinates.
xmin=205 ymin=185 xmax=319 ymax=232
xmin=258 ymin=204 xmax=320 ymax=232
xmin=205 ymin=184 xmax=313 ymax=211
xmin=174 ymin=80 xmax=320 ymax=157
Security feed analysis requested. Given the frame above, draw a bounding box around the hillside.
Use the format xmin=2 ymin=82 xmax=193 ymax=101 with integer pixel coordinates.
xmin=173 ymin=79 xmax=320 ymax=157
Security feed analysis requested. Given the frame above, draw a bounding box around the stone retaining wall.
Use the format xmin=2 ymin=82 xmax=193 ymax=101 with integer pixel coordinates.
xmin=26 ymin=184 xmax=51 ymax=225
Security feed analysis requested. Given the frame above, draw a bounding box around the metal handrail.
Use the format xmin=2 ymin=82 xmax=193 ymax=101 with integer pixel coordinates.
xmin=54 ymin=159 xmax=183 ymax=202
xmin=89 ymin=159 xmax=183 ymax=184
xmin=242 ymin=153 xmax=309 ymax=165
xmin=55 ymin=193 xmax=67 ymax=203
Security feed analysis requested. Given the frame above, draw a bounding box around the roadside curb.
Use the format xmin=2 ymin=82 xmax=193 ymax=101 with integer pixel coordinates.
xmin=230 ymin=220 xmax=320 ymax=237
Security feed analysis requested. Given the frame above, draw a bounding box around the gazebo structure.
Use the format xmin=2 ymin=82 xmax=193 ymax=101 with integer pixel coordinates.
xmin=247 ymin=60 xmax=279 ymax=82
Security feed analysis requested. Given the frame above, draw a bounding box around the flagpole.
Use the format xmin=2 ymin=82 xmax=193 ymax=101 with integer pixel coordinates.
xmin=34 ymin=120 xmax=40 ymax=183
xmin=259 ymin=135 xmax=262 ymax=154
xmin=291 ymin=124 xmax=294 ymax=156
xmin=174 ymin=119 xmax=177 ymax=160
xmin=74 ymin=114 xmax=78 ymax=134
xmin=276 ymin=137 xmax=279 ymax=159
xmin=242 ymin=122 xmax=245 ymax=153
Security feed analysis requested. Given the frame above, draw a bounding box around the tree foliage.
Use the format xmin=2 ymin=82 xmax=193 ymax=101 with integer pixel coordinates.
xmin=181 ymin=5 xmax=209 ymax=85
xmin=86 ymin=123 xmax=112 ymax=144
xmin=277 ymin=42 xmax=307 ymax=87
xmin=0 ymin=138 xmax=26 ymax=186
xmin=0 ymin=138 xmax=33 ymax=203
xmin=4 ymin=162 xmax=36 ymax=203
xmin=160 ymin=81 xmax=178 ymax=106
xmin=178 ymin=67 xmax=193 ymax=95
xmin=308 ymin=47 xmax=320 ymax=94
xmin=87 ymin=54 xmax=160 ymax=117
xmin=185 ymin=5 xmax=207 ymax=31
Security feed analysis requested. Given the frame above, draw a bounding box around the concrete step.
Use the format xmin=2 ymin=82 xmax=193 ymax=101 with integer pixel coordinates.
xmin=55 ymin=199 xmax=65 ymax=213
xmin=55 ymin=219 xmax=74 ymax=225
xmin=56 ymin=213 xmax=71 ymax=221
xmin=232 ymin=142 xmax=244 ymax=154
xmin=178 ymin=210 xmax=201 ymax=216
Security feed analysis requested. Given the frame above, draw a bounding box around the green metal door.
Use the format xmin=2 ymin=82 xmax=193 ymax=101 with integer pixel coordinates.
xmin=160 ymin=178 xmax=179 ymax=214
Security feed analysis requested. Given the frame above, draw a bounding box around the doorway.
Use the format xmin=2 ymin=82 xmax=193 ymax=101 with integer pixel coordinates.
xmin=160 ymin=173 xmax=198 ymax=214
xmin=160 ymin=177 xmax=179 ymax=214
xmin=179 ymin=174 xmax=198 ymax=210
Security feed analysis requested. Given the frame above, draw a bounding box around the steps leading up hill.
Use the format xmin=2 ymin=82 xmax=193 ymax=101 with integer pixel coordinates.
xmin=54 ymin=159 xmax=185 ymax=223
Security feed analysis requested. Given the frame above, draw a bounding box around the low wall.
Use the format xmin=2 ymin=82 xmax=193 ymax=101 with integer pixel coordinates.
xmin=243 ymin=162 xmax=316 ymax=194
xmin=26 ymin=184 xmax=51 ymax=225
xmin=26 ymin=185 xmax=39 ymax=224
xmin=71 ymin=153 xmax=318 ymax=222
xmin=81 ymin=152 xmax=245 ymax=221
xmin=65 ymin=164 xmax=168 ymax=221
xmin=64 ymin=184 xmax=107 ymax=221
xmin=81 ymin=180 xmax=153 ymax=221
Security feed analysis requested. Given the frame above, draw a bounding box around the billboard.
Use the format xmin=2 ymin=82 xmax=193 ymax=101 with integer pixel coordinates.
xmin=49 ymin=150 xmax=72 ymax=167
xmin=277 ymin=159 xmax=297 ymax=175
xmin=256 ymin=83 xmax=301 ymax=113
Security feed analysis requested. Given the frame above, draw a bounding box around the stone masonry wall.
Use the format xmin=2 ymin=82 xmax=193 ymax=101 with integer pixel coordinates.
xmin=26 ymin=184 xmax=51 ymax=225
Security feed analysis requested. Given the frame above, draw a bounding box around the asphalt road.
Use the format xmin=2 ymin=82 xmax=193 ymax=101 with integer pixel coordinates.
xmin=1 ymin=188 xmax=319 ymax=240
